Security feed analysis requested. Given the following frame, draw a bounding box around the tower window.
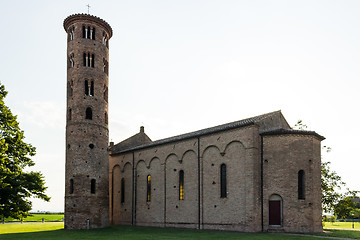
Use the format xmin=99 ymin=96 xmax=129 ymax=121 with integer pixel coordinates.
xmin=91 ymin=179 xmax=96 ymax=194
xmin=121 ymin=178 xmax=125 ymax=204
xmin=68 ymin=108 xmax=72 ymax=121
xmin=103 ymin=58 xmax=108 ymax=75
xmin=220 ymin=164 xmax=227 ymax=198
xmin=102 ymin=31 xmax=108 ymax=48
xmin=146 ymin=175 xmax=151 ymax=202
xmin=70 ymin=179 xmax=74 ymax=194
xmin=298 ymin=170 xmax=305 ymax=200
xmin=85 ymin=80 xmax=94 ymax=96
xmin=67 ymin=81 xmax=73 ymax=97
xmin=105 ymin=112 xmax=108 ymax=124
xmin=68 ymin=26 xmax=75 ymax=41
xmin=179 ymin=170 xmax=184 ymax=200
xmin=69 ymin=53 xmax=74 ymax=68
xmin=83 ymin=53 xmax=95 ymax=68
xmin=83 ymin=26 xmax=96 ymax=40
xmin=103 ymin=85 xmax=108 ymax=102
xmin=85 ymin=107 xmax=92 ymax=120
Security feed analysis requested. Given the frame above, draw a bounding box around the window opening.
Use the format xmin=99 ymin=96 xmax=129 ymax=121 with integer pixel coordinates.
xmin=91 ymin=179 xmax=96 ymax=194
xmin=103 ymin=58 xmax=108 ymax=75
xmin=68 ymin=108 xmax=72 ymax=121
xmin=121 ymin=178 xmax=125 ymax=203
xmin=105 ymin=112 xmax=108 ymax=124
xmin=85 ymin=80 xmax=89 ymax=95
xmin=179 ymin=170 xmax=184 ymax=200
xmin=104 ymin=85 xmax=108 ymax=102
xmin=70 ymin=179 xmax=74 ymax=194
xmin=90 ymin=81 xmax=94 ymax=96
xmin=69 ymin=26 xmax=75 ymax=41
xmin=85 ymin=107 xmax=92 ymax=120
xmin=220 ymin=164 xmax=227 ymax=198
xmin=298 ymin=170 xmax=305 ymax=200
xmin=146 ymin=175 xmax=151 ymax=202
xmin=69 ymin=53 xmax=74 ymax=68
xmin=91 ymin=54 xmax=95 ymax=68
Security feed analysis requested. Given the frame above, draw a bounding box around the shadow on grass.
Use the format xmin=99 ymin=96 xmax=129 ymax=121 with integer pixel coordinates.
xmin=2 ymin=225 xmax=355 ymax=240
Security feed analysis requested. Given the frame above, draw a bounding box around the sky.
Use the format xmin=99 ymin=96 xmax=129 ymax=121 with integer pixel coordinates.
xmin=0 ymin=0 xmax=359 ymax=212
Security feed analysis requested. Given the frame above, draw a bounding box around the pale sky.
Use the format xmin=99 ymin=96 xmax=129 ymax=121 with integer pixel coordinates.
xmin=0 ymin=1 xmax=359 ymax=212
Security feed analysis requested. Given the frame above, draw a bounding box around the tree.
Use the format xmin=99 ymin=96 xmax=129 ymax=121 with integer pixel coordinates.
xmin=0 ymin=83 xmax=50 ymax=219
xmin=334 ymin=196 xmax=360 ymax=219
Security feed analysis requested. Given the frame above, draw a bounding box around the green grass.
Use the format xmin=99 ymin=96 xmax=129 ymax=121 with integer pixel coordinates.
xmin=4 ymin=214 xmax=64 ymax=222
xmin=2 ymin=224 xmax=359 ymax=240
xmin=323 ymin=221 xmax=360 ymax=229
xmin=0 ymin=222 xmax=64 ymax=234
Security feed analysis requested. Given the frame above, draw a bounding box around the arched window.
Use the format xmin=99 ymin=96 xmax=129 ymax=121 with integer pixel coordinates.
xmin=121 ymin=178 xmax=125 ymax=204
xmin=83 ymin=26 xmax=95 ymax=40
xmin=69 ymin=179 xmax=74 ymax=194
xmin=179 ymin=170 xmax=184 ymax=200
xmin=91 ymin=179 xmax=96 ymax=194
xmin=85 ymin=107 xmax=92 ymax=120
xmin=146 ymin=175 xmax=151 ymax=202
xmin=105 ymin=112 xmax=108 ymax=124
xmin=83 ymin=53 xmax=95 ymax=67
xmin=298 ymin=170 xmax=305 ymax=200
xmin=220 ymin=164 xmax=227 ymax=198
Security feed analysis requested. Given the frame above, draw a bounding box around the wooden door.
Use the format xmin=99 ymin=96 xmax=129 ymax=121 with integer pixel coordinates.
xmin=269 ymin=200 xmax=281 ymax=226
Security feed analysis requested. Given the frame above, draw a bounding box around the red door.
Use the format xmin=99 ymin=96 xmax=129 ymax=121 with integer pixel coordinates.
xmin=269 ymin=200 xmax=281 ymax=225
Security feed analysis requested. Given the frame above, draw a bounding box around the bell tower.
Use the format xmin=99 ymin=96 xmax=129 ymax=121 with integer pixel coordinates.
xmin=63 ymin=14 xmax=112 ymax=229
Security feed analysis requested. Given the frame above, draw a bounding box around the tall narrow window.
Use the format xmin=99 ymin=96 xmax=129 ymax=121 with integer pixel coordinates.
xmin=104 ymin=85 xmax=108 ymax=102
xmin=146 ymin=175 xmax=151 ymax=202
xmin=85 ymin=80 xmax=89 ymax=95
xmin=92 ymin=27 xmax=96 ymax=40
xmin=85 ymin=107 xmax=92 ymax=120
xmin=69 ymin=53 xmax=74 ymax=68
xmin=68 ymin=108 xmax=72 ymax=121
xmin=69 ymin=179 xmax=74 ymax=194
xmin=220 ymin=164 xmax=227 ymax=198
xmin=91 ymin=54 xmax=95 ymax=68
xmin=68 ymin=26 xmax=74 ymax=41
xmin=105 ymin=112 xmax=108 ymax=124
xmin=90 ymin=81 xmax=94 ymax=96
xmin=298 ymin=170 xmax=305 ymax=200
xmin=179 ymin=170 xmax=184 ymax=200
xmin=103 ymin=58 xmax=108 ymax=75
xmin=91 ymin=179 xmax=96 ymax=194
xmin=102 ymin=31 xmax=108 ymax=47
xmin=83 ymin=53 xmax=87 ymax=66
xmin=82 ymin=26 xmax=86 ymax=38
xmin=121 ymin=178 xmax=125 ymax=204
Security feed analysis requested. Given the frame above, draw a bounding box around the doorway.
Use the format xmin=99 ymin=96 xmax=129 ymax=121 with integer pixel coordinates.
xmin=269 ymin=194 xmax=282 ymax=226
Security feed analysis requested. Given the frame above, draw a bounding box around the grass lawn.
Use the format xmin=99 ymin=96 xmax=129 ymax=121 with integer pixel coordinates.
xmin=4 ymin=214 xmax=64 ymax=222
xmin=323 ymin=221 xmax=360 ymax=229
xmin=2 ymin=224 xmax=360 ymax=240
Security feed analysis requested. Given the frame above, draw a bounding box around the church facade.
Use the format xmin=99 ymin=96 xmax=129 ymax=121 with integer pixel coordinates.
xmin=109 ymin=111 xmax=324 ymax=233
xmin=64 ymin=14 xmax=324 ymax=233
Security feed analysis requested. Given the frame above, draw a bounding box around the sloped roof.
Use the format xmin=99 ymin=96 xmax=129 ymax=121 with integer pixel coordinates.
xmin=110 ymin=126 xmax=152 ymax=153
xmin=111 ymin=110 xmax=287 ymax=155
xmin=261 ymin=128 xmax=325 ymax=141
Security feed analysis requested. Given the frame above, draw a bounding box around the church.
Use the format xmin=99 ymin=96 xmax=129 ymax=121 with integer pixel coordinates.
xmin=63 ymin=13 xmax=324 ymax=233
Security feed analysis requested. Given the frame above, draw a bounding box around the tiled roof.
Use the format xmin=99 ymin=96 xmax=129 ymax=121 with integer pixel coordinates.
xmin=261 ymin=129 xmax=325 ymax=140
xmin=111 ymin=110 xmax=282 ymax=155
